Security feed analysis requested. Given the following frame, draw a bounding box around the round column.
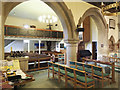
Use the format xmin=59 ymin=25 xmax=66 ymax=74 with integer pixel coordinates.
xmin=64 ymin=39 xmax=78 ymax=66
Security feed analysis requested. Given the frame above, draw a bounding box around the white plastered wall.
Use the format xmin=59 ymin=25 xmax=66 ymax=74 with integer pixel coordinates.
xmin=105 ymin=16 xmax=118 ymax=43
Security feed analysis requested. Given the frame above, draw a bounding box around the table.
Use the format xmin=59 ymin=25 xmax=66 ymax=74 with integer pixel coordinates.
xmin=6 ymin=56 xmax=29 ymax=71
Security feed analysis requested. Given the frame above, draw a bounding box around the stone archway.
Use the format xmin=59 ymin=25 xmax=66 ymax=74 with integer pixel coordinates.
xmin=3 ymin=0 xmax=77 ymax=41
xmin=77 ymin=7 xmax=108 ymax=59
xmin=0 ymin=0 xmax=78 ymax=63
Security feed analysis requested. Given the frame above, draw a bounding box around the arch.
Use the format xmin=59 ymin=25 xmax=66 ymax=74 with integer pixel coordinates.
xmin=78 ymin=7 xmax=107 ymax=29
xmin=3 ymin=0 xmax=77 ymax=41
xmin=77 ymin=7 xmax=108 ymax=59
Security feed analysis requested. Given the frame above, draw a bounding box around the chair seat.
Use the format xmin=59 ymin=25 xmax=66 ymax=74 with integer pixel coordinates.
xmin=54 ymin=67 xmax=58 ymax=72
xmin=58 ymin=58 xmax=64 ymax=60
xmin=85 ymin=67 xmax=92 ymax=73
xmin=70 ymin=66 xmax=76 ymax=68
xmin=94 ymin=71 xmax=109 ymax=77
xmin=76 ymin=76 xmax=94 ymax=83
xmin=77 ymin=66 xmax=83 ymax=71
xmin=67 ymin=72 xmax=74 ymax=78
xmin=60 ymin=69 xmax=65 ymax=75
xmin=49 ymin=67 xmax=53 ymax=70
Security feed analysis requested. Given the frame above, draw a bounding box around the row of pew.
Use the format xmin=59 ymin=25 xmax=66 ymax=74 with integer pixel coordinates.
xmin=69 ymin=60 xmax=110 ymax=87
xmin=48 ymin=62 xmax=95 ymax=88
xmin=48 ymin=61 xmax=110 ymax=88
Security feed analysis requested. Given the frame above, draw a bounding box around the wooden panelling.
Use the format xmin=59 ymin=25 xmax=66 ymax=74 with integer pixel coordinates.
xmin=83 ymin=16 xmax=90 ymax=42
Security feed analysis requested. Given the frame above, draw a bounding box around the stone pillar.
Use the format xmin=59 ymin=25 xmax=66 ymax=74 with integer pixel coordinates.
xmin=97 ymin=26 xmax=109 ymax=60
xmin=64 ymin=40 xmax=78 ymax=66
xmin=39 ymin=40 xmax=41 ymax=54
xmin=0 ymin=2 xmax=4 ymax=60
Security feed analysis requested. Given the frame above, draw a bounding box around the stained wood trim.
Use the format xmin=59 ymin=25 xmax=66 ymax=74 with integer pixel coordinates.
xmin=4 ymin=25 xmax=63 ymax=32
xmin=5 ymin=35 xmax=63 ymax=39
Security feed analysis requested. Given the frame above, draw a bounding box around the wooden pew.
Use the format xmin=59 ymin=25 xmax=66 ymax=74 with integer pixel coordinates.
xmin=82 ymin=58 xmax=115 ymax=83
xmin=48 ymin=62 xmax=95 ymax=88
xmin=69 ymin=60 xmax=111 ymax=87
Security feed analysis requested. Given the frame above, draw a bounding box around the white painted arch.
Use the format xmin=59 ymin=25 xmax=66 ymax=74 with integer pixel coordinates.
xmin=78 ymin=7 xmax=109 ymax=59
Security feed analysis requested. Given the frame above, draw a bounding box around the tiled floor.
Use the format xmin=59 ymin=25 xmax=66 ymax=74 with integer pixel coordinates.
xmin=21 ymin=69 xmax=119 ymax=89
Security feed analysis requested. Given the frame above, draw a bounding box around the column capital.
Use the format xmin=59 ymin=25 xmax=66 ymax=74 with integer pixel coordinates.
xmin=64 ymin=39 xmax=79 ymax=44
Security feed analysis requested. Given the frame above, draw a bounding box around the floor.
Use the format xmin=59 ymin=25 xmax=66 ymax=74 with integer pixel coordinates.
xmin=20 ymin=69 xmax=120 ymax=89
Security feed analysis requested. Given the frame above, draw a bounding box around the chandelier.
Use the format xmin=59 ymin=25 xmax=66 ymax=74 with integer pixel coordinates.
xmin=101 ymin=1 xmax=120 ymax=16
xmin=38 ymin=15 xmax=58 ymax=23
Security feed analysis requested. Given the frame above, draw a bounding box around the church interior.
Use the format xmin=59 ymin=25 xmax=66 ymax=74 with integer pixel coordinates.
xmin=0 ymin=0 xmax=120 ymax=89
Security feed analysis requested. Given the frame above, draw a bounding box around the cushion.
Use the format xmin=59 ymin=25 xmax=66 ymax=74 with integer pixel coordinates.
xmin=70 ymin=66 xmax=76 ymax=68
xmin=49 ymin=67 xmax=53 ymax=70
xmin=60 ymin=69 xmax=65 ymax=75
xmin=77 ymin=66 xmax=83 ymax=71
xmin=67 ymin=72 xmax=74 ymax=78
xmin=94 ymin=70 xmax=109 ymax=76
xmin=76 ymin=76 xmax=94 ymax=83
xmin=85 ymin=67 xmax=92 ymax=73
xmin=54 ymin=67 xmax=58 ymax=72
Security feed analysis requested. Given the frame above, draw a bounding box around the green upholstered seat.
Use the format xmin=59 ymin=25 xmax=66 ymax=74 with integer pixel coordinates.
xmin=60 ymin=69 xmax=65 ymax=75
xmin=67 ymin=72 xmax=74 ymax=78
xmin=59 ymin=57 xmax=64 ymax=60
xmin=70 ymin=66 xmax=76 ymax=68
xmin=76 ymin=76 xmax=94 ymax=83
xmin=77 ymin=66 xmax=83 ymax=71
xmin=94 ymin=70 xmax=109 ymax=77
xmin=49 ymin=67 xmax=53 ymax=70
xmin=54 ymin=67 xmax=58 ymax=72
xmin=85 ymin=67 xmax=92 ymax=73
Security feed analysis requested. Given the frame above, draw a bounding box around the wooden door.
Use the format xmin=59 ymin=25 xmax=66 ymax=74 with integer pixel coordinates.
xmin=92 ymin=42 xmax=97 ymax=60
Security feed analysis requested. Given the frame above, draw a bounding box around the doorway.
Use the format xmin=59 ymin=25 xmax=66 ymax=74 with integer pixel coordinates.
xmin=92 ymin=42 xmax=97 ymax=60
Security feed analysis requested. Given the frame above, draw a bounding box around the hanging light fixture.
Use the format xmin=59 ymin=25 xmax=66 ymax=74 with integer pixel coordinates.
xmin=38 ymin=15 xmax=57 ymax=23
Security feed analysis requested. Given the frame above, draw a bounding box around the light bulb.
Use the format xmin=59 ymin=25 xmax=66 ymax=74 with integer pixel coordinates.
xmin=43 ymin=15 xmax=46 ymax=18
xmin=48 ymin=15 xmax=51 ymax=19
xmin=46 ymin=19 xmax=49 ymax=23
xmin=50 ymin=19 xmax=53 ymax=23
xmin=38 ymin=16 xmax=42 ymax=22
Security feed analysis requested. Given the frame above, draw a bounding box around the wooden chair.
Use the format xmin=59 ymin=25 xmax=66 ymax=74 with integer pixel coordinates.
xmin=84 ymin=64 xmax=93 ymax=77
xmin=48 ymin=62 xmax=53 ymax=78
xmin=74 ymin=69 xmax=95 ymax=88
xmin=58 ymin=54 xmax=64 ymax=64
xmin=92 ymin=65 xmax=110 ymax=87
xmin=52 ymin=63 xmax=59 ymax=80
xmin=58 ymin=65 xmax=66 ymax=83
xmin=69 ymin=60 xmax=76 ymax=68
xmin=65 ymin=67 xmax=76 ymax=88
xmin=76 ymin=62 xmax=84 ymax=71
